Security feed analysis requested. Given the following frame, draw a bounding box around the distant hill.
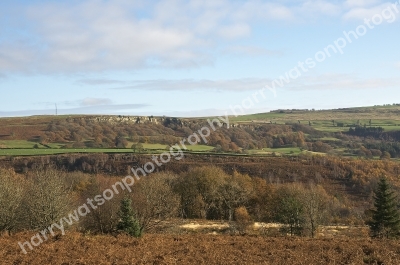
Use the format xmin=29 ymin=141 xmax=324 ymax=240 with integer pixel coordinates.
xmin=1 ymin=104 xmax=400 ymax=158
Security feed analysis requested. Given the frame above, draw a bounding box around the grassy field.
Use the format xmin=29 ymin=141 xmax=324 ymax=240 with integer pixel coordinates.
xmin=184 ymin=144 xmax=214 ymax=151
xmin=0 ymin=142 xmax=215 ymax=156
xmin=228 ymin=112 xmax=286 ymax=122
xmin=0 ymin=140 xmax=39 ymax=149
xmin=230 ymin=105 xmax=400 ymax=132
xmin=248 ymin=147 xmax=302 ymax=155
xmin=128 ymin=143 xmax=214 ymax=151
xmin=318 ymin=137 xmax=341 ymax=141
xmin=0 ymin=148 xmax=132 ymax=156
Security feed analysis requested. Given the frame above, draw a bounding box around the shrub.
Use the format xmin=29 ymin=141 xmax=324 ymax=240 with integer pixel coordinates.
xmin=234 ymin=207 xmax=252 ymax=235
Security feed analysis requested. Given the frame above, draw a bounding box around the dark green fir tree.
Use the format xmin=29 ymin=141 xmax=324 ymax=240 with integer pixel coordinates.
xmin=368 ymin=177 xmax=400 ymax=239
xmin=117 ymin=197 xmax=142 ymax=237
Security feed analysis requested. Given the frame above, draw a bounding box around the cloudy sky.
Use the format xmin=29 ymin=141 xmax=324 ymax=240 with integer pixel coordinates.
xmin=1 ymin=0 xmax=400 ymax=117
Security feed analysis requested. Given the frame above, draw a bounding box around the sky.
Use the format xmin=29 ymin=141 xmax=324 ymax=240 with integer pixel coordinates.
xmin=1 ymin=0 xmax=400 ymax=117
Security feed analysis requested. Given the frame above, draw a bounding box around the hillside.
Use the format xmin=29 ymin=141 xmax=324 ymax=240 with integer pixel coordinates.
xmin=1 ymin=104 xmax=400 ymax=158
xmin=2 ymin=105 xmax=400 ymax=261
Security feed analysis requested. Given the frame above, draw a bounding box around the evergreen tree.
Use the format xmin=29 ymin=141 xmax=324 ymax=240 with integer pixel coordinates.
xmin=117 ymin=197 xmax=142 ymax=237
xmin=368 ymin=177 xmax=400 ymax=238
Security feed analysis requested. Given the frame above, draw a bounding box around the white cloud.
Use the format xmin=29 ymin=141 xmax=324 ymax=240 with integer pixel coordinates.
xmin=112 ymin=78 xmax=273 ymax=92
xmin=77 ymin=79 xmax=126 ymax=86
xmin=0 ymin=103 xmax=149 ymax=117
xmin=286 ymin=73 xmax=400 ymax=91
xmin=109 ymin=74 xmax=400 ymax=93
xmin=299 ymin=0 xmax=342 ymax=17
xmin=81 ymin=98 xmax=112 ymax=106
xmin=343 ymin=2 xmax=398 ymax=20
xmin=25 ymin=1 xmax=197 ymax=71
xmin=232 ymin=2 xmax=295 ymax=22
xmin=222 ymin=45 xmax=283 ymax=56
xmin=0 ymin=1 xmax=208 ymax=73
xmin=218 ymin=24 xmax=251 ymax=39
xmin=344 ymin=0 xmax=382 ymax=8
xmin=1 ymin=0 xmax=355 ymax=74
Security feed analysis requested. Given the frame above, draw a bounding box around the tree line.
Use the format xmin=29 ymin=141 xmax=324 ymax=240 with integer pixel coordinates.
xmin=1 ymin=164 xmax=388 ymax=238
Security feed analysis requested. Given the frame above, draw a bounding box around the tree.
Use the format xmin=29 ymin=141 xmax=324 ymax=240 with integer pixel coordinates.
xmin=131 ymin=143 xmax=143 ymax=153
xmin=21 ymin=168 xmax=72 ymax=230
xmin=229 ymin=142 xmax=239 ymax=152
xmin=137 ymin=143 xmax=144 ymax=153
xmin=131 ymin=143 xmax=137 ymax=153
xmin=381 ymin=151 xmax=391 ymax=160
xmin=130 ymin=172 xmax=180 ymax=232
xmin=79 ymin=176 xmax=123 ymax=234
xmin=219 ymin=172 xmax=253 ymax=221
xmin=174 ymin=166 xmax=227 ymax=219
xmin=0 ymin=169 xmax=25 ymax=233
xmin=117 ymin=197 xmax=142 ymax=237
xmin=234 ymin=206 xmax=252 ymax=235
xmin=301 ymin=184 xmax=329 ymax=238
xmin=115 ymin=136 xmax=128 ymax=148
xmin=367 ymin=177 xmax=400 ymax=239
xmin=274 ymin=185 xmax=304 ymax=236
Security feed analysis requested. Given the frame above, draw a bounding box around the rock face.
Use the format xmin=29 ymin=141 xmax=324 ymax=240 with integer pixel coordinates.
xmin=64 ymin=115 xmax=233 ymax=129
xmin=66 ymin=115 xmax=179 ymax=125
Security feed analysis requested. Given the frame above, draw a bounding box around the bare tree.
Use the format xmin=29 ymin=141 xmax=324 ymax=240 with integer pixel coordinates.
xmin=79 ymin=176 xmax=123 ymax=234
xmin=131 ymin=172 xmax=180 ymax=232
xmin=301 ymin=183 xmax=329 ymax=238
xmin=21 ymin=168 xmax=72 ymax=230
xmin=0 ymin=168 xmax=25 ymax=233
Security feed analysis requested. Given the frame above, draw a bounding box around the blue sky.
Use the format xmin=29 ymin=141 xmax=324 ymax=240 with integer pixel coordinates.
xmin=1 ymin=0 xmax=400 ymax=117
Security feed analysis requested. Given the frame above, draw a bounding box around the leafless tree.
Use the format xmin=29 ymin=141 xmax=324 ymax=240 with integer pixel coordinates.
xmin=21 ymin=168 xmax=72 ymax=230
xmin=131 ymin=172 xmax=180 ymax=232
xmin=0 ymin=168 xmax=26 ymax=233
xmin=300 ymin=183 xmax=329 ymax=238
xmin=79 ymin=176 xmax=123 ymax=234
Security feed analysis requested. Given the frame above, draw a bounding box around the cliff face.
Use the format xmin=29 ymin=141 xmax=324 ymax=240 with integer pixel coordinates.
xmin=64 ymin=115 xmax=262 ymax=130
xmin=65 ymin=115 xmax=175 ymax=125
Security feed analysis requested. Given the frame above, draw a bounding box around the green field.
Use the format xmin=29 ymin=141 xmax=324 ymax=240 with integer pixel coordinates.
xmin=184 ymin=145 xmax=214 ymax=151
xmin=0 ymin=148 xmax=132 ymax=156
xmin=0 ymin=140 xmax=39 ymax=149
xmin=318 ymin=137 xmax=341 ymax=141
xmin=229 ymin=106 xmax=400 ymax=135
xmin=130 ymin=143 xmax=213 ymax=151
xmin=45 ymin=143 xmax=66 ymax=149
xmin=248 ymin=147 xmax=302 ymax=155
xmin=228 ymin=112 xmax=286 ymax=122
xmin=0 ymin=142 xmax=215 ymax=156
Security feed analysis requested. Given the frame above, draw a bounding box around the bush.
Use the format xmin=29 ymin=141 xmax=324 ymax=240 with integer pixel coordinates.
xmin=234 ymin=207 xmax=252 ymax=235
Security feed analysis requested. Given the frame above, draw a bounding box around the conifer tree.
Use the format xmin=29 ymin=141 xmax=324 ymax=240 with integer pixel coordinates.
xmin=117 ymin=197 xmax=142 ymax=237
xmin=368 ymin=177 xmax=400 ymax=238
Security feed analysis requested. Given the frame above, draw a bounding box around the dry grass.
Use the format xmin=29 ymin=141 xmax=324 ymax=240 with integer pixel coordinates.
xmin=2 ymin=232 xmax=400 ymax=264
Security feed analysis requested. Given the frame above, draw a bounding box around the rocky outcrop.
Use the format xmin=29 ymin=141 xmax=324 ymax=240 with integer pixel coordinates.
xmin=66 ymin=115 xmax=180 ymax=125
